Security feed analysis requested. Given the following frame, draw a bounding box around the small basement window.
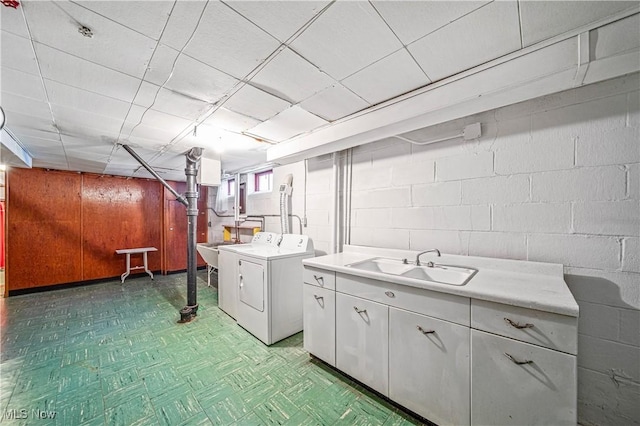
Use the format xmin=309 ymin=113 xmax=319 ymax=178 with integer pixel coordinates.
xmin=254 ymin=170 xmax=273 ymax=193
xmin=227 ymin=179 xmax=235 ymax=196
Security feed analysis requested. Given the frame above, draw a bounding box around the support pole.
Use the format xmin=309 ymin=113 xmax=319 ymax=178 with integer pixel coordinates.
xmin=179 ymin=147 xmax=202 ymax=323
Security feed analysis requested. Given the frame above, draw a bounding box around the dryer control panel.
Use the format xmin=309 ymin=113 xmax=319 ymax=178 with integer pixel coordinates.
xmin=251 ymin=232 xmax=280 ymax=247
xmin=279 ymin=234 xmax=314 ymax=253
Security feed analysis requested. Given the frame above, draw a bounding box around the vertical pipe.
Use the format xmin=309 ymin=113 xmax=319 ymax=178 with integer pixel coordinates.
xmin=330 ymin=152 xmax=339 ymax=254
xmin=180 ymin=147 xmax=202 ymax=322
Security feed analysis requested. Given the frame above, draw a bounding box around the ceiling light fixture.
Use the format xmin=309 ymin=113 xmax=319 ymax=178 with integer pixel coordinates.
xmin=78 ymin=25 xmax=93 ymax=38
xmin=0 ymin=106 xmax=5 ymax=130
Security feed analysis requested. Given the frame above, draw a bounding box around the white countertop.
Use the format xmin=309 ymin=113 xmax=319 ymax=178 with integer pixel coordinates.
xmin=303 ymin=245 xmax=579 ymax=317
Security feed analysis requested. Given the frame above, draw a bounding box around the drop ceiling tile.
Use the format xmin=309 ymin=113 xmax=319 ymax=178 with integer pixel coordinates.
xmin=289 ymin=1 xmax=402 ymax=80
xmin=45 ymin=80 xmax=131 ymax=120
xmin=133 ymin=86 xmax=212 ymax=121
xmin=408 ymin=1 xmax=521 ymax=82
xmin=167 ymin=1 xmax=280 ymax=79
xmin=157 ymin=1 xmax=208 ymax=51
xmin=250 ymin=48 xmax=334 ymax=104
xmin=202 ymin=108 xmax=260 ymax=133
xmin=23 ymin=0 xmax=156 ymax=78
xmin=34 ymin=43 xmax=141 ymax=102
xmin=73 ymin=1 xmax=173 ymax=40
xmin=226 ymin=1 xmax=332 ymax=43
xmin=32 ymin=156 xmax=70 ymax=170
xmin=224 ymin=84 xmax=291 ymax=121
xmin=0 ymin=92 xmax=52 ymax=120
xmin=520 ymin=1 xmax=638 ymax=47
xmin=300 ymin=84 xmax=369 ymax=122
xmin=247 ymin=105 xmax=327 ymax=142
xmin=2 ymin=113 xmax=56 ymax=134
xmin=371 ymin=1 xmax=489 ymax=45
xmin=1 ymin=31 xmax=40 ymax=76
xmin=51 ymin=105 xmax=124 ymax=136
xmin=66 ymin=158 xmax=109 ymax=174
xmin=1 ymin=5 xmax=29 ymax=38
xmin=342 ymin=49 xmax=430 ymax=105
xmin=6 ymin=126 xmax=60 ymax=142
xmin=1 ymin=67 xmax=46 ymax=101
xmin=123 ymin=109 xmax=192 ymax=141
xmin=142 ymin=44 xmax=181 ymax=86
xmin=145 ymin=48 xmax=240 ymax=103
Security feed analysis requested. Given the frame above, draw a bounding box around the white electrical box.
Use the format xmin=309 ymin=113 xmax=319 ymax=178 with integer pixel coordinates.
xmin=197 ymin=157 xmax=221 ymax=186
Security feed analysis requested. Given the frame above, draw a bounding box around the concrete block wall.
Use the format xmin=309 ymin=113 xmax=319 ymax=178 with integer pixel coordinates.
xmin=347 ymin=73 xmax=639 ymax=425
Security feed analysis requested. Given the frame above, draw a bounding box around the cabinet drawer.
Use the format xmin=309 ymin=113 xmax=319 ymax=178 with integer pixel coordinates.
xmin=336 ymin=273 xmax=470 ymax=326
xmin=303 ymin=267 xmax=335 ymax=290
xmin=472 ymin=299 xmax=577 ymax=355
xmin=471 ymin=329 xmax=577 ymax=426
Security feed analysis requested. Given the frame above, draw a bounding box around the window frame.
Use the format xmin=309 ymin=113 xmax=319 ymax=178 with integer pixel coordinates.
xmin=254 ymin=170 xmax=273 ymax=193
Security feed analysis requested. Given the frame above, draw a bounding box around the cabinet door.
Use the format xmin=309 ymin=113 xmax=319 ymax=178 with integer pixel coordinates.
xmin=218 ymin=250 xmax=238 ymax=319
xmin=303 ymin=284 xmax=336 ymax=366
xmin=389 ymin=307 xmax=470 ymax=426
xmin=336 ymin=293 xmax=389 ymax=396
xmin=471 ymin=329 xmax=577 ymax=426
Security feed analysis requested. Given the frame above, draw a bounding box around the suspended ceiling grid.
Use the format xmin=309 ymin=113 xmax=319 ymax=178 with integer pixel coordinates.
xmin=0 ymin=1 xmax=637 ymax=180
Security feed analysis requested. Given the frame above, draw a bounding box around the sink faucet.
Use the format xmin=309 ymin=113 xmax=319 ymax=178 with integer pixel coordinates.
xmin=416 ymin=249 xmax=441 ymax=266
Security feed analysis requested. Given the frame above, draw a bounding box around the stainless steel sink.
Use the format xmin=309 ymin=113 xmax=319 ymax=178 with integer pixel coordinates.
xmin=346 ymin=257 xmax=477 ymax=286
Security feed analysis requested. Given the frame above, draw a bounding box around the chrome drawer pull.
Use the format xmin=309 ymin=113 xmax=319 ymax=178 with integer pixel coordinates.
xmin=504 ymin=352 xmax=533 ymax=365
xmin=504 ymin=318 xmax=534 ymax=329
xmin=353 ymin=306 xmax=367 ymax=314
xmin=313 ymin=295 xmax=323 ymax=301
xmin=417 ymin=325 xmax=435 ymax=335
xmin=313 ymin=275 xmax=324 ymax=286
xmin=385 ymin=291 xmax=395 ymax=298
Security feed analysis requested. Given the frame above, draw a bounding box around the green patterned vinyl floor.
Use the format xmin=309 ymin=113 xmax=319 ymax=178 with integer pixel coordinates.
xmin=0 ymin=272 xmax=426 ymax=425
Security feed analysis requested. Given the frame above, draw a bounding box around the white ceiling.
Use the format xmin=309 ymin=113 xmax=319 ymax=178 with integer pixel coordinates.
xmin=1 ymin=0 xmax=637 ymax=181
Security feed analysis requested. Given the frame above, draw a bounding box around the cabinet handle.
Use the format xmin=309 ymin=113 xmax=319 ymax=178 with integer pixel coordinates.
xmin=238 ymin=274 xmax=243 ymax=288
xmin=314 ymin=295 xmax=323 ymax=301
xmin=504 ymin=352 xmax=533 ymax=365
xmin=504 ymin=318 xmax=534 ymax=329
xmin=313 ymin=275 xmax=324 ymax=286
xmin=353 ymin=306 xmax=367 ymax=314
xmin=416 ymin=325 xmax=435 ymax=334
xmin=385 ymin=291 xmax=395 ymax=298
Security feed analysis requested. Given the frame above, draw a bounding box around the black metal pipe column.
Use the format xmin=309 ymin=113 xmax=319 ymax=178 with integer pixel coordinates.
xmin=180 ymin=147 xmax=203 ymax=322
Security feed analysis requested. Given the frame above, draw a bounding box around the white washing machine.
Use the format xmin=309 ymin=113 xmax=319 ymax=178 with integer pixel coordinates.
xmin=236 ymin=234 xmax=314 ymax=345
xmin=217 ymin=232 xmax=279 ymax=319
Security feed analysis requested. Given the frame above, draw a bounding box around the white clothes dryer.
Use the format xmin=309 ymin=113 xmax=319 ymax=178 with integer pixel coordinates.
xmin=236 ymin=234 xmax=314 ymax=345
xmin=217 ymin=232 xmax=279 ymax=319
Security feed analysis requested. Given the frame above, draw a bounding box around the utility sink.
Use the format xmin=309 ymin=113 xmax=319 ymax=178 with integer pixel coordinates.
xmin=346 ymin=257 xmax=477 ymax=286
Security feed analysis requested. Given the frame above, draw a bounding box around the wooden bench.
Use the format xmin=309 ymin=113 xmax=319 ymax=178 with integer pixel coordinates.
xmin=115 ymin=247 xmax=158 ymax=283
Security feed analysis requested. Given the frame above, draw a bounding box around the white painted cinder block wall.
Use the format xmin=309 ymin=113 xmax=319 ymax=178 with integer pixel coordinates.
xmin=207 ymin=73 xmax=639 ymax=425
xmin=346 ymin=73 xmax=639 ymax=426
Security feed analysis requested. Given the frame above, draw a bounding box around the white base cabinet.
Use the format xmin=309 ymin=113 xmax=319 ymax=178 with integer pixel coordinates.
xmin=336 ymin=292 xmax=389 ymax=396
xmin=389 ymin=307 xmax=470 ymax=426
xmin=302 ymin=266 xmax=577 ymax=426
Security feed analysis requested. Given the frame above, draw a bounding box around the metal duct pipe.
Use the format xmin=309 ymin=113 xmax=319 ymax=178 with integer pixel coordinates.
xmin=121 ymin=144 xmax=188 ymax=207
xmin=180 ymin=147 xmax=203 ymax=323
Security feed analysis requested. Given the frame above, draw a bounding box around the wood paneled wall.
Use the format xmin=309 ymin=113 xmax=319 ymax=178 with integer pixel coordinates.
xmin=81 ymin=174 xmax=163 ymax=280
xmin=7 ymin=169 xmax=83 ymax=289
xmin=163 ymin=182 xmax=208 ymax=272
xmin=6 ymin=168 xmax=209 ymax=293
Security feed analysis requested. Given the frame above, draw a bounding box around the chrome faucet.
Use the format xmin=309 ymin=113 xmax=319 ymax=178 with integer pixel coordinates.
xmin=416 ymin=249 xmax=441 ymax=266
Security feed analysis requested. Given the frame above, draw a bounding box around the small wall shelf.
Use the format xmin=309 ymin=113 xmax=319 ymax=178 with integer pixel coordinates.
xmin=222 ymin=225 xmax=260 ymax=243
